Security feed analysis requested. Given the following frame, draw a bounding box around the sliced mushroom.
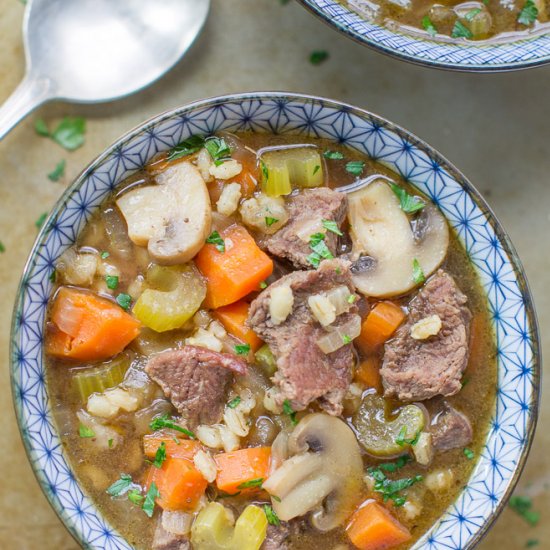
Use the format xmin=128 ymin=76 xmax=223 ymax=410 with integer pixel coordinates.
xmin=116 ymin=161 xmax=211 ymax=265
xmin=263 ymin=413 xmax=363 ymax=531
xmin=347 ymin=180 xmax=448 ymax=297
xmin=353 ymin=393 xmax=426 ymax=457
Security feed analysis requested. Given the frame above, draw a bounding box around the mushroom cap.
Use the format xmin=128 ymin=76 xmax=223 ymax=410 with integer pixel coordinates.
xmin=348 ymin=180 xmax=449 ymax=298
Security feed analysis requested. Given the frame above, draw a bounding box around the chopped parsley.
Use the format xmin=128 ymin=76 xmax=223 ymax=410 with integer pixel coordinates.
xmin=206 ymin=230 xmax=225 ymax=253
xmin=377 ymin=455 xmax=411 ymax=473
xmin=464 ymin=7 xmax=482 ymax=20
xmin=347 ymin=294 xmax=357 ymax=304
xmin=234 ymin=343 xmax=251 ymax=356
xmin=49 ymin=269 xmax=57 ymax=283
xmin=108 ymin=438 xmax=114 ymax=448
xmin=143 ymin=482 xmax=160 ymax=518
xmin=37 ymin=117 xmax=86 ymax=150
xmin=422 ymin=15 xmax=438 ymax=36
xmin=310 ymin=50 xmax=329 ymax=65
xmin=265 ymin=216 xmax=279 ymax=227
xmin=153 ymin=442 xmax=167 ymax=468
xmin=451 ymin=20 xmax=473 ymax=39
xmin=0 ymin=242 xmax=5 ymax=253
xmin=323 ymin=150 xmax=344 ymax=160
xmin=312 ymin=165 xmax=321 ymax=175
xmin=260 ymin=159 xmax=269 ymax=180
xmin=100 ymin=251 xmax=110 ymax=259
xmin=167 ymin=135 xmax=205 ymax=161
xmin=106 ymin=473 xmax=134 ymax=497
xmin=509 ymin=496 xmax=540 ymax=526
xmin=463 ymin=448 xmax=475 ymax=460
xmin=127 ymin=489 xmax=145 ymax=505
xmin=307 ymin=232 xmax=334 ymax=268
xmin=390 ymin=183 xmax=425 ymax=214
xmin=205 ymin=136 xmax=232 ymax=166
xmin=237 ymin=478 xmax=264 ymax=490
xmin=322 ymin=219 xmax=343 ymax=236
xmin=526 ymin=540 xmax=540 ymax=548
xmin=272 ymin=494 xmax=282 ymax=503
xmin=369 ymin=465 xmax=423 ymax=507
xmin=105 ymin=275 xmax=119 ymax=290
xmin=78 ymin=424 xmax=95 ymax=438
xmin=283 ymin=399 xmax=298 ymax=426
xmin=34 ymin=118 xmax=50 ymax=136
xmin=345 ymin=160 xmax=365 ymax=176
xmin=518 ymin=0 xmax=538 ymax=25
xmin=396 ymin=426 xmax=420 ymax=446
xmin=264 ymin=504 xmax=281 ymax=526
xmin=412 ymin=258 xmax=425 ymax=285
xmin=228 ymin=396 xmax=242 ymax=409
xmin=35 ymin=212 xmax=47 ymax=229
xmin=342 ymin=334 xmax=352 ymax=344
xmin=116 ymin=293 xmax=132 ymax=310
xmin=259 ymin=281 xmax=268 ymax=289
xmin=150 ymin=414 xmax=196 ymax=439
xmin=47 ymin=159 xmax=66 ymax=182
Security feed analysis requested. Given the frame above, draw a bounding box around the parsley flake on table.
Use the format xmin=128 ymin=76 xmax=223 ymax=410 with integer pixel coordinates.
xmin=509 ymin=495 xmax=540 ymax=526
xmin=310 ymin=50 xmax=329 ymax=65
xmin=206 ymin=230 xmax=225 ymax=253
xmin=345 ymin=160 xmax=365 ymax=176
xmin=323 ymin=150 xmax=344 ymax=160
xmin=390 ymin=183 xmax=425 ymax=214
xmin=412 ymin=258 xmax=425 ymax=284
xmin=264 ymin=504 xmax=281 ymax=526
xmin=79 ymin=424 xmax=95 ymax=438
xmin=205 ymin=136 xmax=232 ymax=166
xmin=422 ymin=15 xmax=438 ymax=36
xmin=37 ymin=117 xmax=86 ymax=151
xmin=518 ymin=0 xmax=538 ymax=25
xmin=235 ymin=343 xmax=251 ymax=356
xmin=167 ymin=134 xmax=205 ymax=161
xmin=149 ymin=414 xmax=196 ymax=439
xmin=0 ymin=242 xmax=5 ymax=253
xmin=451 ymin=20 xmax=474 ymax=39
xmin=35 ymin=212 xmax=47 ymax=229
xmin=48 ymin=159 xmax=66 ymax=182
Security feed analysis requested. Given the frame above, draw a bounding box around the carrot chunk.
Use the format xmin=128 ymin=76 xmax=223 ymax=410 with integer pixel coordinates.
xmin=214 ymin=300 xmax=263 ymax=352
xmin=143 ymin=435 xmax=201 ymax=461
xmin=355 ymin=356 xmax=382 ymax=392
xmin=356 ymin=302 xmax=406 ymax=354
xmin=196 ymin=225 xmax=273 ymax=309
xmin=146 ymin=457 xmax=207 ymax=512
xmin=46 ymin=287 xmax=140 ymax=361
xmin=346 ymin=500 xmax=412 ymax=550
xmin=215 ymin=447 xmax=271 ymax=495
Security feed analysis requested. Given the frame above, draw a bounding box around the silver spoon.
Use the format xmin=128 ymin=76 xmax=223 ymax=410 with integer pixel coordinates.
xmin=336 ymin=174 xmax=394 ymax=194
xmin=0 ymin=0 xmax=210 ymax=140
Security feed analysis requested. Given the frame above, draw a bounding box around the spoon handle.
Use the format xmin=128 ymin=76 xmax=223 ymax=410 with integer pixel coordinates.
xmin=0 ymin=74 xmax=54 ymax=140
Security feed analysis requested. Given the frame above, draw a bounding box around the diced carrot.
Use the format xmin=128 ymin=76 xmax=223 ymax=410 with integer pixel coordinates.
xmin=214 ymin=301 xmax=263 ymax=352
xmin=146 ymin=457 xmax=207 ymax=512
xmin=196 ymin=225 xmax=273 ymax=309
xmin=356 ymin=302 xmax=406 ymax=354
xmin=46 ymin=287 xmax=140 ymax=361
xmin=355 ymin=356 xmax=382 ymax=392
xmin=143 ymin=435 xmax=201 ymax=461
xmin=346 ymin=500 xmax=412 ymax=550
xmin=215 ymin=447 xmax=271 ymax=495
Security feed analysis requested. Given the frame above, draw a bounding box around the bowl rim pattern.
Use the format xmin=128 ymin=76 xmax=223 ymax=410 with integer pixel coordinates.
xmin=297 ymin=0 xmax=550 ymax=72
xmin=9 ymin=91 xmax=541 ymax=549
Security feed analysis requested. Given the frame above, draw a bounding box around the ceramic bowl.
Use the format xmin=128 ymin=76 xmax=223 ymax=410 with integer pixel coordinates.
xmin=10 ymin=92 xmax=540 ymax=549
xmin=297 ymin=0 xmax=550 ymax=71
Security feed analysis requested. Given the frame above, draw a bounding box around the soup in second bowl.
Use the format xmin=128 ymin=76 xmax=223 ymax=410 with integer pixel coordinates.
xmin=45 ymin=131 xmax=496 ymax=550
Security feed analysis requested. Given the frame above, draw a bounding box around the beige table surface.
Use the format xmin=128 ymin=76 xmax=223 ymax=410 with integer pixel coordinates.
xmin=0 ymin=0 xmax=548 ymax=548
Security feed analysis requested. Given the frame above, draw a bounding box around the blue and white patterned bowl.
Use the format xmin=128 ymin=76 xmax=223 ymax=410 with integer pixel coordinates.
xmin=298 ymin=0 xmax=550 ymax=71
xmin=10 ymin=92 xmax=540 ymax=549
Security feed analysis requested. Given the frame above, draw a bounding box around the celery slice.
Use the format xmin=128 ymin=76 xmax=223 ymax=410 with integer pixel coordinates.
xmin=132 ymin=264 xmax=206 ymax=332
xmin=72 ymin=354 xmax=131 ymax=403
xmin=260 ymin=147 xmax=324 ymax=197
xmin=255 ymin=344 xmax=277 ymax=377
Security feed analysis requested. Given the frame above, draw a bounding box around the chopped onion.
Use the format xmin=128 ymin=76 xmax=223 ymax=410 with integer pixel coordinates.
xmin=316 ymin=315 xmax=361 ymax=354
xmin=325 ymin=285 xmax=354 ymax=316
xmin=294 ymin=218 xmax=324 ymax=242
xmin=162 ymin=510 xmax=194 ymax=536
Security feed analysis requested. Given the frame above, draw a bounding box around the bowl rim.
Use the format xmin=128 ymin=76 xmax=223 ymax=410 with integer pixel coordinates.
xmin=296 ymin=0 xmax=550 ymax=72
xmin=10 ymin=91 xmax=541 ymax=549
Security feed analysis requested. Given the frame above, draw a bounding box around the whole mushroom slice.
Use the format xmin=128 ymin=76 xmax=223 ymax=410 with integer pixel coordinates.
xmin=263 ymin=413 xmax=363 ymax=531
xmin=116 ymin=161 xmax=212 ymax=265
xmin=347 ymin=180 xmax=449 ymax=297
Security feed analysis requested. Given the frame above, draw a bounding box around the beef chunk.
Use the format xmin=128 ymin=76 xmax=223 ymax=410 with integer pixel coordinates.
xmin=145 ymin=346 xmax=247 ymax=427
xmin=430 ymin=402 xmax=473 ymax=452
xmin=152 ymin=522 xmax=190 ymax=550
xmin=266 ymin=188 xmax=347 ymax=269
xmin=248 ymin=259 xmax=359 ymax=415
xmin=261 ymin=522 xmax=291 ymax=550
xmin=381 ymin=270 xmax=472 ymax=401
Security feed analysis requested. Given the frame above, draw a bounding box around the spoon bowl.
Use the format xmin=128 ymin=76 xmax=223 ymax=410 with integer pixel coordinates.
xmin=0 ymin=0 xmax=210 ymax=139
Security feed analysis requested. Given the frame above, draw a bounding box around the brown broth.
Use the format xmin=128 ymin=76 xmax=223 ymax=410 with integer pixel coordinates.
xmin=46 ymin=131 xmax=497 ymax=549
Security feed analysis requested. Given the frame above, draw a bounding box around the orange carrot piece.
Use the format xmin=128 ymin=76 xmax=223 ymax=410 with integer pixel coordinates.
xmin=356 ymin=302 xmax=406 ymax=354
xmin=215 ymin=447 xmax=271 ymax=495
xmin=228 ymin=158 xmax=258 ymax=198
xmin=355 ymin=356 xmax=382 ymax=392
xmin=346 ymin=500 xmax=412 ymax=550
xmin=46 ymin=287 xmax=140 ymax=361
xmin=143 ymin=436 xmax=201 ymax=461
xmin=146 ymin=457 xmax=207 ymax=512
xmin=214 ymin=301 xmax=263 ymax=352
xmin=196 ymin=225 xmax=273 ymax=309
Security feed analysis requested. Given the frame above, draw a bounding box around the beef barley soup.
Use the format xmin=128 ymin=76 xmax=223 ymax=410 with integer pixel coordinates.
xmin=45 ymin=131 xmax=497 ymax=550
